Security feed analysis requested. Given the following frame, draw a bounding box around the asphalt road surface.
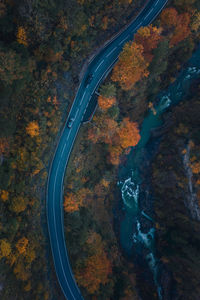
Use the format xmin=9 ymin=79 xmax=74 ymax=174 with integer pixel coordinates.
xmin=46 ymin=0 xmax=168 ymax=299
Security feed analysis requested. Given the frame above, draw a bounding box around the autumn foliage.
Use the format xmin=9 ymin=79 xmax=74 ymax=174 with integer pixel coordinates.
xmin=134 ymin=25 xmax=162 ymax=62
xmin=64 ymin=188 xmax=91 ymax=213
xmin=170 ymin=13 xmax=191 ymax=47
xmin=16 ymin=237 xmax=29 ymax=254
xmin=26 ymin=121 xmax=39 ymax=137
xmin=111 ymin=42 xmax=149 ymax=90
xmin=160 ymin=7 xmax=178 ymax=28
xmin=160 ymin=7 xmax=191 ymax=46
xmin=16 ymin=27 xmax=28 ymax=46
xmin=111 ymin=24 xmax=163 ymax=90
xmin=98 ymin=95 xmax=116 ymax=110
xmin=0 ymin=239 xmax=11 ymax=258
xmin=191 ymin=11 xmax=200 ymax=32
xmin=88 ymin=115 xmax=140 ymax=165
xmin=75 ymin=232 xmax=111 ymax=294
xmin=16 ymin=237 xmax=28 ymax=254
xmin=117 ymin=118 xmax=140 ymax=149
xmin=10 ymin=196 xmax=27 ymax=213
xmin=1 ymin=190 xmax=9 ymax=202
xmin=0 ymin=137 xmax=9 ymax=156
xmin=191 ymin=161 xmax=200 ymax=174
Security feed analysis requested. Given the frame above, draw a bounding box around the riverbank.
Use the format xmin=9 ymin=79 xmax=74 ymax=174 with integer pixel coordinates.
xmin=116 ymin=42 xmax=200 ymax=299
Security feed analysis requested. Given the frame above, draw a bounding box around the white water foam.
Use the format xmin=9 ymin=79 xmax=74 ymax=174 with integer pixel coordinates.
xmin=188 ymin=66 xmax=200 ymax=75
xmin=133 ymin=220 xmax=155 ymax=248
xmin=158 ymin=95 xmax=171 ymax=112
xmin=121 ymin=177 xmax=139 ymax=209
xmin=146 ymin=252 xmax=156 ymax=271
xmin=185 ymin=74 xmax=191 ymax=80
xmin=188 ymin=66 xmax=197 ymax=73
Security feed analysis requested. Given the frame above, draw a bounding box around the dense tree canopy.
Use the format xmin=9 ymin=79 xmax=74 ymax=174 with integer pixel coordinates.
xmin=111 ymin=42 xmax=149 ymax=90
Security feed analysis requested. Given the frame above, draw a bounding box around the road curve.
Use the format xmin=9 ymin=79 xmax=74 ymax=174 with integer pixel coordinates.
xmin=46 ymin=0 xmax=168 ymax=299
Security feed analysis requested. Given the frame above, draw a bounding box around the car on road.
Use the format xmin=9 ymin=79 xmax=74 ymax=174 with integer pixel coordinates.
xmin=85 ymin=73 xmax=94 ymax=85
xmin=67 ymin=118 xmax=74 ymax=128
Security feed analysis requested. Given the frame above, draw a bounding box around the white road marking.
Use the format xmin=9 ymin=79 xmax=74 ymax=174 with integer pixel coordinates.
xmin=47 ymin=2 xmax=169 ymax=298
xmin=106 ymin=46 xmax=117 ymax=57
xmin=80 ymin=91 xmax=86 ymax=105
xmin=52 ymin=163 xmax=77 ymax=300
xmin=94 ymin=59 xmax=104 ymax=72
xmin=90 ymin=56 xmax=119 ymax=100
xmin=119 ymin=37 xmax=128 ymax=46
xmin=133 ymin=21 xmax=142 ymax=32
xmin=74 ymin=107 xmax=79 ymax=118
xmin=155 ymin=0 xmax=159 ymax=5
xmin=59 ymin=122 xmax=83 ymax=286
xmin=144 ymin=8 xmax=153 ymax=20
xmin=61 ymin=143 xmax=67 ymax=157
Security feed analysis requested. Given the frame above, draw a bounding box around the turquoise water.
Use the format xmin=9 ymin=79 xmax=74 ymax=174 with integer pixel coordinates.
xmin=118 ymin=45 xmax=200 ymax=298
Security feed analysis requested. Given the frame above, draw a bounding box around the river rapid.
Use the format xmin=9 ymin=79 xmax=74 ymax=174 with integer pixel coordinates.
xmin=117 ymin=45 xmax=200 ymax=299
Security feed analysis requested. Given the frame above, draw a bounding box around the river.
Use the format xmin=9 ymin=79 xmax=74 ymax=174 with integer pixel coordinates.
xmin=117 ymin=45 xmax=200 ymax=299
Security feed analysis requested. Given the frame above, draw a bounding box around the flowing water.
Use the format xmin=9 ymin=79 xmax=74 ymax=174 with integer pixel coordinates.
xmin=117 ymin=45 xmax=200 ymax=299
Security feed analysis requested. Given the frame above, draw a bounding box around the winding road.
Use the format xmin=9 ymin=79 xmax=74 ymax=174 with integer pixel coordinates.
xmin=46 ymin=0 xmax=168 ymax=299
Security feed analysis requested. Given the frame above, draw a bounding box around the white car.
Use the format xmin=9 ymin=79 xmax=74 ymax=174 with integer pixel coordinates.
xmin=67 ymin=118 xmax=74 ymax=128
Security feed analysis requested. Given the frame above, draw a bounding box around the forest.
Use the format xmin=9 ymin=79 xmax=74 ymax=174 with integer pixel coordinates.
xmin=152 ymin=83 xmax=200 ymax=300
xmin=63 ymin=0 xmax=200 ymax=299
xmin=0 ymin=0 xmax=145 ymax=299
xmin=0 ymin=0 xmax=200 ymax=299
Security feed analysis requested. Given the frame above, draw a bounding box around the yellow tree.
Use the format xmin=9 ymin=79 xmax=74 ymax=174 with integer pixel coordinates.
xmin=14 ymin=260 xmax=30 ymax=281
xmin=63 ymin=193 xmax=79 ymax=213
xmin=135 ymin=25 xmax=162 ymax=62
xmin=191 ymin=11 xmax=200 ymax=32
xmin=16 ymin=237 xmax=29 ymax=254
xmin=16 ymin=27 xmax=28 ymax=46
xmin=26 ymin=121 xmax=39 ymax=137
xmin=98 ymin=95 xmax=116 ymax=111
xmin=191 ymin=161 xmax=200 ymax=174
xmin=0 ymin=137 xmax=9 ymax=156
xmin=75 ymin=232 xmax=111 ymax=294
xmin=111 ymin=42 xmax=149 ymax=90
xmin=1 ymin=190 xmax=9 ymax=202
xmin=64 ymin=188 xmax=91 ymax=213
xmin=10 ymin=196 xmax=27 ymax=213
xmin=0 ymin=239 xmax=11 ymax=258
xmin=108 ymin=145 xmax=122 ymax=165
xmin=117 ymin=118 xmax=140 ymax=149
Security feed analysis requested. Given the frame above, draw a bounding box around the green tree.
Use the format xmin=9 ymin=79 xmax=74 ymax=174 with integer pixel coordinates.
xmin=99 ymin=83 xmax=116 ymax=98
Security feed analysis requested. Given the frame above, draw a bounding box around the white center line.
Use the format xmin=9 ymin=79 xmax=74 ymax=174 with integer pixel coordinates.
xmin=80 ymin=91 xmax=86 ymax=105
xmin=119 ymin=37 xmax=128 ymax=46
xmin=144 ymin=8 xmax=153 ymax=20
xmin=106 ymin=46 xmax=117 ymax=58
xmin=61 ymin=143 xmax=67 ymax=157
xmin=74 ymin=107 xmax=79 ymax=118
xmin=94 ymin=59 xmax=104 ymax=72
xmin=52 ymin=163 xmax=76 ymax=300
